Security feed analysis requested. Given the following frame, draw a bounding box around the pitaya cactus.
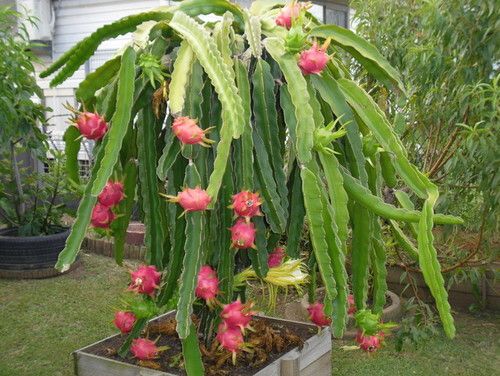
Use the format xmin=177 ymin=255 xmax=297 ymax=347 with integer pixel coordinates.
xmin=356 ymin=331 xmax=383 ymax=352
xmin=195 ymin=265 xmax=219 ymax=306
xmin=167 ymin=187 xmax=211 ymax=212
xmin=172 ymin=116 xmax=213 ymax=147
xmin=307 ymin=302 xmax=332 ymax=328
xmin=347 ymin=294 xmax=357 ymax=315
xmin=216 ymin=322 xmax=244 ymax=362
xmin=230 ymin=219 xmax=257 ymax=249
xmin=98 ymin=181 xmax=125 ymax=207
xmin=128 ymin=265 xmax=161 ymax=296
xmin=298 ymin=40 xmax=331 ymax=75
xmin=275 ymin=1 xmax=302 ymax=29
xmin=267 ymin=247 xmax=286 ymax=268
xmin=221 ymin=300 xmax=255 ymax=332
xmin=113 ymin=311 xmax=136 ymax=334
xmin=90 ymin=203 xmax=115 ymax=228
xmin=130 ymin=338 xmax=159 ymax=360
xmin=230 ymin=190 xmax=263 ymax=219
xmin=75 ymin=112 xmax=108 ymax=140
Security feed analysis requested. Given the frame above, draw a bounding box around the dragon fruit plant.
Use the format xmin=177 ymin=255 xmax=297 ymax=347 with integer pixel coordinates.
xmin=42 ymin=0 xmax=462 ymax=372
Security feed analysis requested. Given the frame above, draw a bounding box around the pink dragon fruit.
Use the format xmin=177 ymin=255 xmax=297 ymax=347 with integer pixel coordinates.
xmin=128 ymin=265 xmax=161 ymax=296
xmin=216 ymin=322 xmax=245 ymax=354
xmin=275 ymin=2 xmax=302 ymax=29
xmin=230 ymin=219 xmax=257 ymax=249
xmin=113 ymin=311 xmax=136 ymax=334
xmin=98 ymin=181 xmax=125 ymax=207
xmin=195 ymin=265 xmax=219 ymax=304
xmin=172 ymin=116 xmax=213 ymax=147
xmin=130 ymin=338 xmax=159 ymax=360
xmin=75 ymin=112 xmax=108 ymax=140
xmin=230 ymin=191 xmax=262 ymax=218
xmin=307 ymin=302 xmax=332 ymax=328
xmin=267 ymin=246 xmax=286 ymax=268
xmin=168 ymin=187 xmax=211 ymax=212
xmin=356 ymin=331 xmax=383 ymax=352
xmin=221 ymin=300 xmax=255 ymax=331
xmin=91 ymin=203 xmax=115 ymax=228
xmin=347 ymin=294 xmax=357 ymax=315
xmin=298 ymin=41 xmax=330 ymax=75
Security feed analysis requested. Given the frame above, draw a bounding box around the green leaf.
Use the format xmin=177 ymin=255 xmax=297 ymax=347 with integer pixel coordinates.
xmin=176 ymin=164 xmax=205 ymax=339
xmin=310 ymin=24 xmax=405 ymax=93
xmin=75 ymin=56 xmax=121 ymax=103
xmin=91 ymin=47 xmax=136 ymax=197
xmin=264 ymin=38 xmax=314 ymax=163
xmin=301 ymin=167 xmax=337 ymax=302
xmin=286 ymin=163 xmax=305 ymax=259
xmin=249 ymin=217 xmax=270 ymax=278
xmin=182 ymin=324 xmax=204 ymax=376
xmin=168 ymin=41 xmax=195 ymax=115
xmin=244 ymin=13 xmax=262 ymax=57
xmin=63 ymin=126 xmax=82 ymax=185
xmin=169 ymin=11 xmax=245 ymax=138
xmin=137 ymin=105 xmax=166 ymax=268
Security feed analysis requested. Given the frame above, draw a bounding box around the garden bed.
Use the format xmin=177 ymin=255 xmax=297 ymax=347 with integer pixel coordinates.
xmin=75 ymin=311 xmax=331 ymax=376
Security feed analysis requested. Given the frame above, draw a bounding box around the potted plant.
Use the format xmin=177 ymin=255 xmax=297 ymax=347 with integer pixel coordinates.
xmin=0 ymin=7 xmax=76 ymax=279
xmin=43 ymin=0 xmax=463 ymax=374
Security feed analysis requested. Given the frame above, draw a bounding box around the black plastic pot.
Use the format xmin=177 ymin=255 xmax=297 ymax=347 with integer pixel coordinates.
xmin=0 ymin=227 xmax=77 ymax=279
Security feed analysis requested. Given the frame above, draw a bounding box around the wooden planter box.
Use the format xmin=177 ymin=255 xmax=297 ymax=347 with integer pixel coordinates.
xmin=74 ymin=311 xmax=332 ymax=376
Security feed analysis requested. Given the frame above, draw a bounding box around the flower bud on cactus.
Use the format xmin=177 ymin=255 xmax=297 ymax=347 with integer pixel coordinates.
xmin=347 ymin=294 xmax=357 ymax=315
xmin=230 ymin=219 xmax=257 ymax=249
xmin=221 ymin=300 xmax=255 ymax=332
xmin=172 ymin=116 xmax=213 ymax=147
xmin=307 ymin=302 xmax=332 ymax=328
xmin=98 ymin=181 xmax=125 ymax=207
xmin=356 ymin=331 xmax=383 ymax=352
xmin=167 ymin=187 xmax=211 ymax=212
xmin=275 ymin=2 xmax=302 ymax=29
xmin=230 ymin=191 xmax=262 ymax=218
xmin=75 ymin=112 xmax=108 ymax=140
xmin=91 ymin=203 xmax=115 ymax=228
xmin=130 ymin=338 xmax=159 ymax=360
xmin=113 ymin=311 xmax=136 ymax=334
xmin=128 ymin=265 xmax=161 ymax=296
xmin=195 ymin=265 xmax=219 ymax=304
xmin=216 ymin=322 xmax=244 ymax=361
xmin=298 ymin=40 xmax=330 ymax=75
xmin=267 ymin=247 xmax=286 ymax=268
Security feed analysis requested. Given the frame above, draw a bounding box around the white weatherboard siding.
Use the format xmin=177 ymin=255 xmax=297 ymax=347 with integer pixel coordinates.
xmin=42 ymin=0 xmax=170 ymax=139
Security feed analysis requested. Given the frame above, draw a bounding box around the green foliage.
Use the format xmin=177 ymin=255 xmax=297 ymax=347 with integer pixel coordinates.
xmin=43 ymin=2 xmax=465 ymax=368
xmin=352 ymin=0 xmax=499 ymax=235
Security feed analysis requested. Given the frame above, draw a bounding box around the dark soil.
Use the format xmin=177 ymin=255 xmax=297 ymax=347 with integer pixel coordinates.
xmin=85 ymin=313 xmax=318 ymax=375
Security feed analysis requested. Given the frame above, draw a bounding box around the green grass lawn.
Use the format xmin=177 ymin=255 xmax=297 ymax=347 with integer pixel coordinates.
xmin=0 ymin=253 xmax=498 ymax=376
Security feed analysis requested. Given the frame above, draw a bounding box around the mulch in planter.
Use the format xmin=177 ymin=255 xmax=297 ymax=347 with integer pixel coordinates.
xmin=89 ymin=315 xmax=317 ymax=375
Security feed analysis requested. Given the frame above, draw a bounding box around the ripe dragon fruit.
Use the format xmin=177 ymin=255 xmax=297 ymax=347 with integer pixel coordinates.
xmin=230 ymin=190 xmax=262 ymax=218
xmin=98 ymin=181 xmax=125 ymax=207
xmin=221 ymin=300 xmax=255 ymax=332
xmin=356 ymin=331 xmax=383 ymax=352
xmin=216 ymin=322 xmax=244 ymax=360
xmin=167 ymin=187 xmax=211 ymax=212
xmin=307 ymin=302 xmax=332 ymax=328
xmin=113 ymin=311 xmax=136 ymax=334
xmin=267 ymin=246 xmax=286 ymax=268
xmin=195 ymin=265 xmax=219 ymax=304
xmin=347 ymin=294 xmax=357 ymax=315
xmin=130 ymin=338 xmax=159 ymax=360
xmin=275 ymin=1 xmax=302 ymax=29
xmin=172 ymin=116 xmax=213 ymax=147
xmin=298 ymin=41 xmax=330 ymax=75
xmin=75 ymin=112 xmax=108 ymax=140
xmin=91 ymin=203 xmax=115 ymax=228
xmin=230 ymin=219 xmax=257 ymax=249
xmin=128 ymin=265 xmax=161 ymax=296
